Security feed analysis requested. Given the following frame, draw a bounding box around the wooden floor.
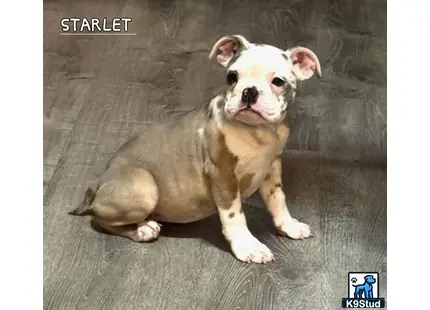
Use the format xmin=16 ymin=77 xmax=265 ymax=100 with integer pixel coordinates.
xmin=43 ymin=0 xmax=387 ymax=309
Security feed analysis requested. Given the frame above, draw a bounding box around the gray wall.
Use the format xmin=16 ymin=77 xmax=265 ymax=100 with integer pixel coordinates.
xmin=44 ymin=0 xmax=387 ymax=164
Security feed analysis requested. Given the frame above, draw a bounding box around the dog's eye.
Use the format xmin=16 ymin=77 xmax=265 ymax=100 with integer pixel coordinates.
xmin=226 ymin=71 xmax=238 ymax=85
xmin=272 ymin=77 xmax=286 ymax=87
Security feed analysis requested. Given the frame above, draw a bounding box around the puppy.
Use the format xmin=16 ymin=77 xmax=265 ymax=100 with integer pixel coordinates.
xmin=69 ymin=35 xmax=321 ymax=264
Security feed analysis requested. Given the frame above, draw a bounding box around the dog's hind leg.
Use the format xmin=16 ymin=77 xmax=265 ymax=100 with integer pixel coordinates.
xmin=93 ymin=220 xmax=161 ymax=242
xmin=72 ymin=167 xmax=160 ymax=242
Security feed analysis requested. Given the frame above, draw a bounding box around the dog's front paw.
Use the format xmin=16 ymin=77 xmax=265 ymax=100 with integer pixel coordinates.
xmin=276 ymin=218 xmax=312 ymax=240
xmin=231 ymin=236 xmax=275 ymax=264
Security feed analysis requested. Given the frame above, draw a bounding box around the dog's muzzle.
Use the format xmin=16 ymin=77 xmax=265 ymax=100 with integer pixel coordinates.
xmin=241 ymin=86 xmax=259 ymax=105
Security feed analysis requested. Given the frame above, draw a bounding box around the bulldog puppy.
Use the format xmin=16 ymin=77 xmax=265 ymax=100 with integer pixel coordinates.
xmin=69 ymin=35 xmax=321 ymax=264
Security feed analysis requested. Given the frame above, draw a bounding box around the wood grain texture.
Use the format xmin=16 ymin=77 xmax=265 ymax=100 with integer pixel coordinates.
xmin=43 ymin=0 xmax=387 ymax=309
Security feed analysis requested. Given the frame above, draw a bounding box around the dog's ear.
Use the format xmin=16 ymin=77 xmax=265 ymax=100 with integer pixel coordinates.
xmin=209 ymin=35 xmax=251 ymax=67
xmin=285 ymin=47 xmax=322 ymax=80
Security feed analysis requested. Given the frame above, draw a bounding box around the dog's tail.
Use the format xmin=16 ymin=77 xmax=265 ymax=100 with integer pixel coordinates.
xmin=68 ymin=185 xmax=97 ymax=216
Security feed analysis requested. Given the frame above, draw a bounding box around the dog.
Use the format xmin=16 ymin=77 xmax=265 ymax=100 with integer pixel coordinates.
xmin=69 ymin=34 xmax=321 ymax=264
xmin=353 ymin=275 xmax=376 ymax=299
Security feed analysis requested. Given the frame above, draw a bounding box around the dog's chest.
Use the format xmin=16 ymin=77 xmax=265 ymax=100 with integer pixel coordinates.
xmin=236 ymin=155 xmax=273 ymax=197
xmin=223 ymin=126 xmax=286 ymax=197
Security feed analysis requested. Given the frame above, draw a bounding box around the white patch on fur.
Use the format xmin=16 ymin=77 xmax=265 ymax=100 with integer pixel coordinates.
xmin=137 ymin=220 xmax=161 ymax=241
xmin=223 ymin=45 xmax=297 ymax=124
xmin=218 ymin=195 xmax=274 ymax=264
xmin=279 ymin=218 xmax=312 ymax=240
xmin=227 ymin=227 xmax=274 ymax=264
xmin=209 ymin=95 xmax=225 ymax=129
xmin=197 ymin=127 xmax=204 ymax=137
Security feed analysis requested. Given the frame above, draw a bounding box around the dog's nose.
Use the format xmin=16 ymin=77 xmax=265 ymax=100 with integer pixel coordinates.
xmin=241 ymin=86 xmax=259 ymax=105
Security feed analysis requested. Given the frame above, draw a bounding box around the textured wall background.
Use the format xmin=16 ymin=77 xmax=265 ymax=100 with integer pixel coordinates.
xmin=44 ymin=0 xmax=387 ymax=169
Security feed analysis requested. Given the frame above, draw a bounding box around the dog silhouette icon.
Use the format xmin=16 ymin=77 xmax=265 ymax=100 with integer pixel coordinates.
xmin=352 ymin=275 xmax=376 ymax=299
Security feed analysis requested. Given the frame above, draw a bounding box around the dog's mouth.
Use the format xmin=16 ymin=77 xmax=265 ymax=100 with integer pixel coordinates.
xmin=237 ymin=105 xmax=264 ymax=117
xmin=234 ymin=106 xmax=267 ymax=124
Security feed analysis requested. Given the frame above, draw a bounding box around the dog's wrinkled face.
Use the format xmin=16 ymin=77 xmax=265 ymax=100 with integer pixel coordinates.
xmin=209 ymin=35 xmax=322 ymax=126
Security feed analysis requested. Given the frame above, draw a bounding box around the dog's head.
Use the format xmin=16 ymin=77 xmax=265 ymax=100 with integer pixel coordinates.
xmin=209 ymin=35 xmax=321 ymax=126
xmin=364 ymin=275 xmax=376 ymax=284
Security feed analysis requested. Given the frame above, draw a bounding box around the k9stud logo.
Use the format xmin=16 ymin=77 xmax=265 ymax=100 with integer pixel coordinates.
xmin=341 ymin=272 xmax=385 ymax=308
